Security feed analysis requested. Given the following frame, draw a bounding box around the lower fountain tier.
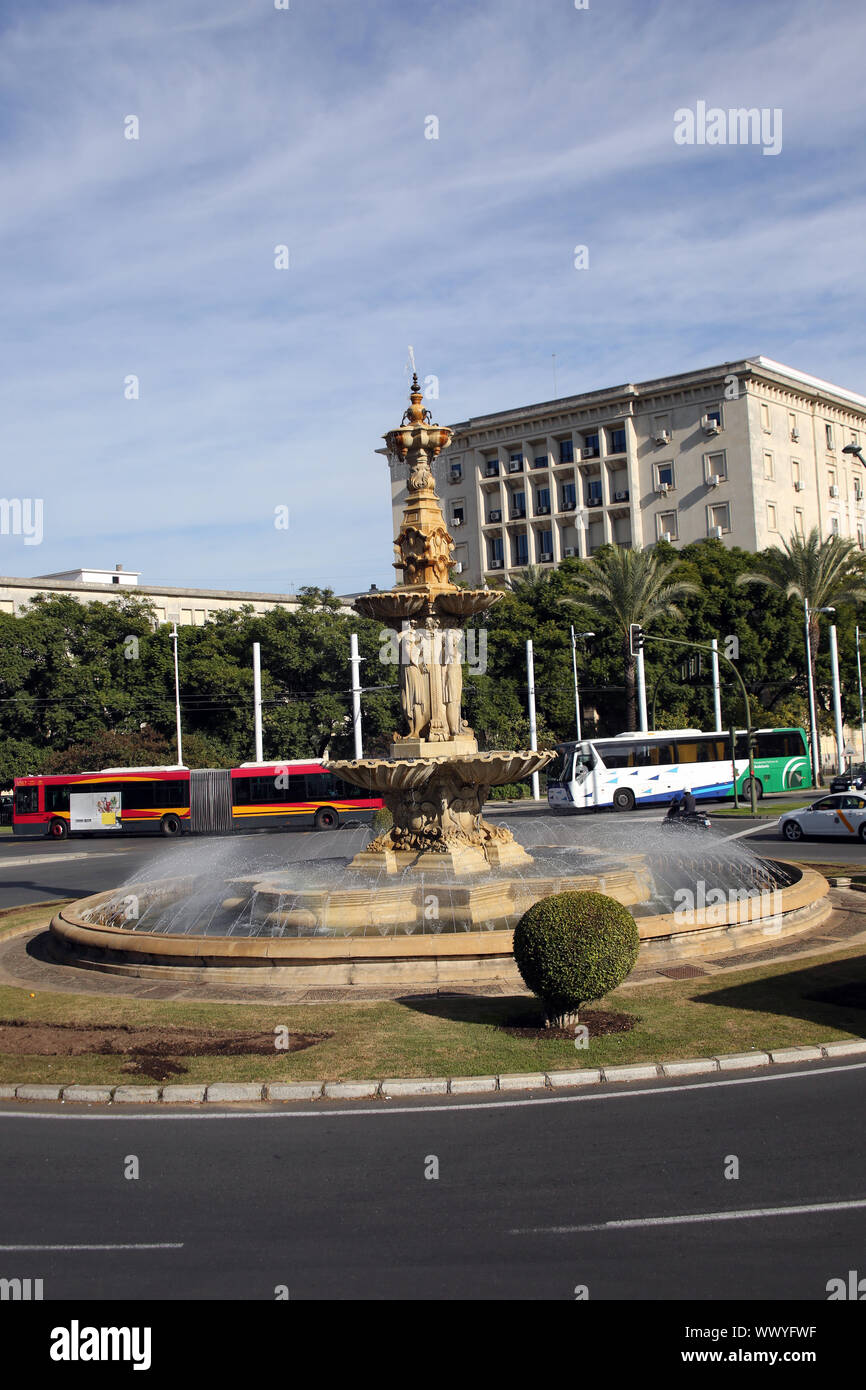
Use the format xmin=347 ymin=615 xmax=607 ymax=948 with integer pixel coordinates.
xmin=244 ymin=861 xmax=654 ymax=936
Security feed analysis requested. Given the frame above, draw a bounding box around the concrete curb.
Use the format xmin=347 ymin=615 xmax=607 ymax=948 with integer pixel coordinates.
xmin=3 ymin=1038 xmax=865 ymax=1106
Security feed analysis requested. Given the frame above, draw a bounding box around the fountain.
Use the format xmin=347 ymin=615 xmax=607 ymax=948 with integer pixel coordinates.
xmin=330 ymin=371 xmax=553 ymax=877
xmin=44 ymin=378 xmax=832 ymax=992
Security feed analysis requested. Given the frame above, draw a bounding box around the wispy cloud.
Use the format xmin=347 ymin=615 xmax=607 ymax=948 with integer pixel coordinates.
xmin=0 ymin=0 xmax=864 ymax=590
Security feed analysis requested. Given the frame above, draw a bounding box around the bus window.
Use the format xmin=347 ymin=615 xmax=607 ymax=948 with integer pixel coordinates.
xmin=549 ymin=748 xmax=576 ymax=785
xmin=46 ymin=784 xmax=71 ymax=813
xmin=15 ymin=785 xmax=38 ymax=815
xmin=631 ymin=743 xmax=676 ymax=766
xmin=595 ymin=742 xmax=635 ymax=769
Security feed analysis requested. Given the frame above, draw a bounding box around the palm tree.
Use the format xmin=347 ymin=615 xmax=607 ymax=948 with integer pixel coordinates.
xmin=563 ymin=546 xmax=699 ymax=731
xmin=506 ymin=564 xmax=556 ymax=598
xmin=737 ymin=528 xmax=866 ymax=780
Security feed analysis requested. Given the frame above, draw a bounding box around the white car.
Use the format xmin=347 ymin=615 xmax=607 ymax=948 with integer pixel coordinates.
xmin=779 ymin=793 xmax=866 ymax=842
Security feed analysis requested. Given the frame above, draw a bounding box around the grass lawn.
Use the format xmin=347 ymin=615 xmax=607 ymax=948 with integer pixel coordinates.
xmin=713 ymin=799 xmax=812 ymax=818
xmin=0 ymin=903 xmax=863 ymax=1085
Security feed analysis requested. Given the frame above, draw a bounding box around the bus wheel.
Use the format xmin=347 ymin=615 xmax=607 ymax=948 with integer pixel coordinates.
xmin=49 ymin=818 xmax=68 ymax=839
xmin=742 ymin=777 xmax=764 ymax=800
xmin=612 ymin=788 xmax=635 ymax=812
xmin=160 ymin=814 xmax=182 ymax=837
xmin=314 ymin=807 xmax=338 ymax=831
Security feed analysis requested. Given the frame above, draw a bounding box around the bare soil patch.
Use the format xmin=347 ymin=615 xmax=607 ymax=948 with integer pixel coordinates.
xmin=501 ymin=1008 xmax=638 ymax=1041
xmin=0 ymin=1020 xmax=332 ymax=1081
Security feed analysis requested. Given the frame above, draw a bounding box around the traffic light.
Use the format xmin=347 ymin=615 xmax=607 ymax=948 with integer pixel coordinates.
xmin=629 ymin=623 xmax=645 ymax=656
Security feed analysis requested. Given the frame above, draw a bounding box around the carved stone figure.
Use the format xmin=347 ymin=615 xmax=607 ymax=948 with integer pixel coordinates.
xmin=398 ymin=626 xmax=429 ymax=737
xmin=442 ymin=628 xmax=463 ymax=737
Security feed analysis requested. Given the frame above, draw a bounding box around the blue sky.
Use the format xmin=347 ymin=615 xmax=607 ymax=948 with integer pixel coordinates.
xmin=1 ymin=0 xmax=865 ymax=593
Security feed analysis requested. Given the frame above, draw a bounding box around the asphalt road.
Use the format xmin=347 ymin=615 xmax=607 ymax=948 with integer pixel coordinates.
xmin=1 ymin=1061 xmax=864 ymax=1299
xmin=0 ymin=802 xmax=863 ymax=910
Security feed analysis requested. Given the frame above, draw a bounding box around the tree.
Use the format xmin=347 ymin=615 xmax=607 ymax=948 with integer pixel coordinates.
xmin=737 ymin=529 xmax=866 ymax=778
xmin=562 ymin=546 xmax=699 ymax=731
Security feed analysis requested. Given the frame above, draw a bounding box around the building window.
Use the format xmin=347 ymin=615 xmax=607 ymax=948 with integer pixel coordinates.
xmin=583 ymin=431 xmax=600 ymax=458
xmin=760 ymin=403 xmax=771 ymax=432
xmin=510 ymin=490 xmax=526 ymax=518
xmin=489 ymin=536 xmax=503 ymax=568
xmin=852 ymin=431 xmax=860 ymax=448
xmin=856 ymin=477 xmax=864 ymax=502
xmin=450 ymin=461 xmax=463 ymax=481
xmin=608 ymin=427 xmax=627 ymax=455
xmin=794 ymin=507 xmax=805 ymax=537
xmin=788 ymin=412 xmax=798 ymax=438
xmin=508 ymin=452 xmax=524 ymax=473
xmin=655 ymin=461 xmax=675 ymax=489
xmin=657 ymin=511 xmax=678 ymax=541
xmin=708 ymin=503 xmax=731 ymax=535
xmin=858 ymin=525 xmax=865 ymax=551
xmin=560 ymin=482 xmax=577 ymax=510
xmin=767 ymin=502 xmax=778 ymax=531
xmin=763 ymin=451 xmax=774 ymax=480
xmin=513 ymin=532 xmax=529 ymax=567
xmin=829 ymin=467 xmax=837 ymax=495
xmin=451 ymin=505 xmax=464 ymax=526
xmin=826 ymin=423 xmax=835 ymax=450
xmin=705 ymin=407 xmax=722 ymax=429
xmin=538 ymin=528 xmax=553 ymax=560
xmin=559 ymin=439 xmax=574 ymax=464
xmin=535 ymin=487 xmax=551 ymax=513
xmin=705 ymin=451 xmax=727 ymax=482
xmin=533 ymin=454 xmax=547 ymax=470
xmin=791 ymin=458 xmax=801 ymax=487
xmin=484 ymin=457 xmax=499 ymax=477
xmin=831 ymin=516 xmax=840 ymax=536
xmin=586 ymin=478 xmax=603 ymax=505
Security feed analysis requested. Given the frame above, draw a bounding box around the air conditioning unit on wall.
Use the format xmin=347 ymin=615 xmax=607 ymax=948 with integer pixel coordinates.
xmin=794 ymin=480 xmax=805 ymax=492
xmin=563 ymin=547 xmax=577 ymax=557
xmin=654 ymin=430 xmax=671 ymax=445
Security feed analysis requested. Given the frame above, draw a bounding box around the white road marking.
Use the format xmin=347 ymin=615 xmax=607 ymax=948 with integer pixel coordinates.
xmin=720 ymin=820 xmax=778 ymax=841
xmin=510 ymin=1196 xmax=866 ymax=1235
xmin=0 ymin=1243 xmax=183 ymax=1251
xmin=1 ymin=1059 xmax=864 ymax=1120
xmin=0 ymin=851 xmax=134 ymax=868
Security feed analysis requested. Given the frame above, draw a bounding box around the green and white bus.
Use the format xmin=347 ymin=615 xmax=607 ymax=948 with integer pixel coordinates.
xmin=547 ymin=727 xmax=812 ymax=813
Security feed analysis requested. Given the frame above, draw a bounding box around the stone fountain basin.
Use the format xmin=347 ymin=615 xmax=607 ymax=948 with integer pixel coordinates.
xmin=331 ymin=749 xmax=554 ymax=792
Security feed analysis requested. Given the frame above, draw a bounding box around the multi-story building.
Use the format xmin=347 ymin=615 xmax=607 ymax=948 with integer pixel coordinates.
xmin=0 ymin=566 xmax=353 ymax=623
xmin=385 ymin=357 xmax=866 ymax=586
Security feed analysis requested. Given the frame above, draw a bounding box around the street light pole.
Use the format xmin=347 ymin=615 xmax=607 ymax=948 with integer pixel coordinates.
xmin=170 ymin=623 xmax=183 ymax=767
xmin=526 ymin=639 xmax=540 ymax=800
xmin=570 ymin=627 xmax=594 ymax=742
xmin=856 ymin=625 xmax=866 ymax=765
xmin=828 ymin=623 xmax=845 ymax=776
xmin=804 ymin=599 xmax=820 ymax=788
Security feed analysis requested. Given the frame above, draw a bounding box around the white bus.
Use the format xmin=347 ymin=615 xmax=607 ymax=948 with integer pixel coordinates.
xmin=547 ymin=727 xmax=812 ymax=813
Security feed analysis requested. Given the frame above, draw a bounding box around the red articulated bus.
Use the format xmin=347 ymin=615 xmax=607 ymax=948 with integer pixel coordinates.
xmin=13 ymin=762 xmax=382 ymax=839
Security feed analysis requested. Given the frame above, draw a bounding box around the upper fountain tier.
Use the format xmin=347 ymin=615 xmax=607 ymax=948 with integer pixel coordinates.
xmin=353 ymin=374 xmax=501 ymax=628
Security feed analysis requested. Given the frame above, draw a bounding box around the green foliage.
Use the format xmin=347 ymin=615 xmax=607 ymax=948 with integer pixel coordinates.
xmin=371 ymin=806 xmax=394 ymax=836
xmin=513 ymin=890 xmax=640 ymax=1022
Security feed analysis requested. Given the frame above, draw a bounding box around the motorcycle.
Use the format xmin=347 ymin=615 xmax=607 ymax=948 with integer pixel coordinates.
xmin=662 ymin=801 xmax=713 ymax=833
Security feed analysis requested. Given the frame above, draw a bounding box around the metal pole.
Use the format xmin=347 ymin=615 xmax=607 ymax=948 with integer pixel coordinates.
xmin=829 ymin=624 xmax=845 ymax=776
xmin=804 ymin=599 xmax=820 ymax=788
xmin=639 ymin=632 xmax=757 ymax=813
xmin=526 ymin=639 xmax=540 ymax=800
xmin=711 ymin=638 xmax=723 ymax=733
xmin=350 ymin=633 xmax=363 ymax=759
xmin=170 ymin=623 xmax=183 ymax=767
xmin=252 ymin=642 xmax=264 ymax=763
xmin=570 ymin=626 xmax=582 ymax=742
xmin=635 ymin=646 xmax=649 ymax=732
xmin=857 ymin=626 xmax=866 ymax=766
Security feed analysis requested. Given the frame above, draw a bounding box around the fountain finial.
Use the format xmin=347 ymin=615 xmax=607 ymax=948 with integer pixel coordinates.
xmin=403 ymin=373 xmax=430 ymax=426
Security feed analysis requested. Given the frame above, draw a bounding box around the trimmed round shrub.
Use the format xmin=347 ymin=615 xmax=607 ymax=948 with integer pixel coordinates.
xmin=513 ymin=890 xmax=639 ymax=1026
xmin=370 ymin=806 xmax=394 ymax=837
